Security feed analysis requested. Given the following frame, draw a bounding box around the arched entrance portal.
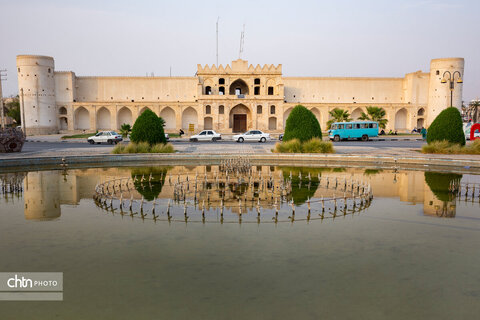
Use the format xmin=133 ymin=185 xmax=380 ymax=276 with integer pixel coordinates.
xmin=74 ymin=107 xmax=90 ymax=130
xmin=395 ymin=108 xmax=407 ymax=131
xmin=417 ymin=118 xmax=424 ymax=129
xmin=229 ymin=104 xmax=251 ymax=132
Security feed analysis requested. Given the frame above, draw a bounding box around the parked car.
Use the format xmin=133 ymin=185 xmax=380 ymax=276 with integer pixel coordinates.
xmin=87 ymin=131 xmax=123 ymax=144
xmin=233 ymin=130 xmax=271 ymax=143
xmin=165 ymin=133 xmax=169 ymax=141
xmin=190 ymin=130 xmax=221 ymax=142
xmin=279 ymin=134 xmax=284 ymax=141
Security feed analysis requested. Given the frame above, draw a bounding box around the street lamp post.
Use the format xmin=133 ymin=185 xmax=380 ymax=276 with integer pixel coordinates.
xmin=441 ymin=71 xmax=463 ymax=108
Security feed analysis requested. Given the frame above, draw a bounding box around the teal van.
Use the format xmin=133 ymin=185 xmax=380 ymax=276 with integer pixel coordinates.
xmin=328 ymin=121 xmax=379 ymax=141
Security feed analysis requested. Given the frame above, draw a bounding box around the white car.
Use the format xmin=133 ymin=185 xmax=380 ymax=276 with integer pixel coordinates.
xmin=87 ymin=131 xmax=123 ymax=144
xmin=233 ymin=130 xmax=271 ymax=143
xmin=190 ymin=130 xmax=222 ymax=142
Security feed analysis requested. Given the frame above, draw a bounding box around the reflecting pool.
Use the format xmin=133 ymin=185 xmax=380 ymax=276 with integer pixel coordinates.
xmin=1 ymin=165 xmax=480 ymax=319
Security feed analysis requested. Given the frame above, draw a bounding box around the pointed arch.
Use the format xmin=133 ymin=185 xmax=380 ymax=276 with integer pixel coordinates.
xmin=97 ymin=107 xmax=111 ymax=130
xmin=74 ymin=107 xmax=90 ymax=130
xmin=351 ymin=107 xmax=363 ymax=120
xmin=283 ymin=107 xmax=293 ymax=128
xmin=229 ymin=104 xmax=251 ymax=132
xmin=139 ymin=106 xmax=152 ymax=115
xmin=117 ymin=107 xmax=133 ymax=129
xmin=310 ymin=107 xmax=322 ymax=125
xmin=395 ymin=108 xmax=408 ymax=130
xmin=229 ymin=79 xmax=249 ymax=95
xmin=160 ymin=107 xmax=176 ymax=130
xmin=182 ymin=107 xmax=198 ymax=131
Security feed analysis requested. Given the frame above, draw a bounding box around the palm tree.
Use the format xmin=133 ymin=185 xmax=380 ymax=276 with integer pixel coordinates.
xmin=327 ymin=108 xmax=352 ymax=129
xmin=359 ymin=106 xmax=388 ymax=129
xmin=467 ymin=99 xmax=480 ymax=123
xmin=119 ymin=123 xmax=132 ymax=137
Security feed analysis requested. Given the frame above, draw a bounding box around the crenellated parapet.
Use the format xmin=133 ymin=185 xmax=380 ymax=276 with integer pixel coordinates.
xmin=197 ymin=59 xmax=282 ymax=75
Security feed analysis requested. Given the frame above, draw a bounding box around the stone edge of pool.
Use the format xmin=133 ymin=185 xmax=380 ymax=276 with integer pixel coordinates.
xmin=1 ymin=153 xmax=480 ymax=171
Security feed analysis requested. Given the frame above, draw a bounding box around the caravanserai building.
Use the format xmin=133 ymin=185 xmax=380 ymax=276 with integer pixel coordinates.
xmin=16 ymin=55 xmax=464 ymax=135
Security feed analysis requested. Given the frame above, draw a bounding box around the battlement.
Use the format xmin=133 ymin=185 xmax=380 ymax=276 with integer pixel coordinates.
xmin=197 ymin=59 xmax=282 ymax=75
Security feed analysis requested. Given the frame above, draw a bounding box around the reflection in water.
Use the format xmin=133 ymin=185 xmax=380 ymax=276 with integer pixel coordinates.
xmin=424 ymin=172 xmax=462 ymax=217
xmin=0 ymin=166 xmax=479 ymax=221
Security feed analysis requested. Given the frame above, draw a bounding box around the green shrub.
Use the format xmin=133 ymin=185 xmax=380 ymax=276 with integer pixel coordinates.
xmin=283 ymin=105 xmax=322 ymax=142
xmin=131 ymin=167 xmax=170 ymax=201
xmin=427 ymin=107 xmax=465 ymax=146
xmin=130 ymin=109 xmax=166 ymax=145
xmin=112 ymin=144 xmax=126 ymax=154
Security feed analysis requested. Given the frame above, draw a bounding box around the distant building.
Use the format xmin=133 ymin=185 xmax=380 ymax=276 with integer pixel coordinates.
xmin=16 ymin=55 xmax=464 ymax=135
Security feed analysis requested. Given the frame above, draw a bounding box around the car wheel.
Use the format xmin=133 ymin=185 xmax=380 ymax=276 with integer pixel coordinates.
xmin=190 ymin=138 xmax=198 ymax=142
xmin=333 ymin=135 xmax=340 ymax=142
xmin=212 ymin=137 xmax=217 ymax=142
xmin=107 ymin=139 xmax=113 ymax=145
xmin=361 ymin=135 xmax=368 ymax=141
xmin=260 ymin=137 xmax=266 ymax=143
xmin=238 ymin=137 xmax=244 ymax=143
xmin=88 ymin=140 xmax=94 ymax=145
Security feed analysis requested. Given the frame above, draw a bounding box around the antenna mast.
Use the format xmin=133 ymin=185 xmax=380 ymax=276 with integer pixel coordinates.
xmin=216 ymin=17 xmax=220 ymax=66
xmin=239 ymin=24 xmax=245 ymax=59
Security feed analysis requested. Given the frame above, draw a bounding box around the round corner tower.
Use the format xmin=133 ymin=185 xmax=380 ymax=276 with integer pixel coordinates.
xmin=16 ymin=55 xmax=57 ymax=135
xmin=427 ymin=58 xmax=464 ymax=126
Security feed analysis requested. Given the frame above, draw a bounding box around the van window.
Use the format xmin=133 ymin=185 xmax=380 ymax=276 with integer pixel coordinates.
xmin=360 ymin=123 xmax=366 ymax=128
xmin=338 ymin=124 xmax=344 ymax=129
xmin=355 ymin=124 xmax=361 ymax=129
xmin=373 ymin=123 xmax=378 ymax=128
xmin=346 ymin=124 xmax=352 ymax=129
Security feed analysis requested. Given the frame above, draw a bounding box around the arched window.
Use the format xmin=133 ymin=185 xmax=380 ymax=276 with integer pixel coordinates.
xmin=270 ymin=105 xmax=276 ymax=114
xmin=268 ymin=87 xmax=274 ymax=95
xmin=205 ymin=105 xmax=211 ymax=114
xmin=219 ymin=105 xmax=225 ymax=114
xmin=205 ymin=86 xmax=212 ymax=95
xmin=257 ymin=105 xmax=262 ymax=114
xmin=219 ymin=86 xmax=225 ymax=95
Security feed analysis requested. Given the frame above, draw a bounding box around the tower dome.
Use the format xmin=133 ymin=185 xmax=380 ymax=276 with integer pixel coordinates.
xmin=16 ymin=55 xmax=57 ymax=135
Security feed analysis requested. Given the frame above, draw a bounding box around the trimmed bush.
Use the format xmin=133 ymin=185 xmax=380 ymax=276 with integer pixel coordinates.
xmin=424 ymin=172 xmax=462 ymax=202
xmin=283 ymin=105 xmax=322 ymax=142
xmin=130 ymin=109 xmax=166 ymax=145
xmin=427 ymin=107 xmax=465 ymax=146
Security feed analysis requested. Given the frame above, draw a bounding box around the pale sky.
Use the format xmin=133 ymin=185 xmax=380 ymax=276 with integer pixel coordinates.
xmin=1 ymin=0 xmax=479 ymax=102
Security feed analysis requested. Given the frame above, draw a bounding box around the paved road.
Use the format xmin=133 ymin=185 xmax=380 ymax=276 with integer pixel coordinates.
xmin=18 ymin=139 xmax=426 ymax=153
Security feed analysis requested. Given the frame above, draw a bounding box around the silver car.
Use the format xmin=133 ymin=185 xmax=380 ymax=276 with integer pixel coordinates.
xmin=87 ymin=131 xmax=123 ymax=144
xmin=233 ymin=130 xmax=271 ymax=143
xmin=190 ymin=130 xmax=222 ymax=142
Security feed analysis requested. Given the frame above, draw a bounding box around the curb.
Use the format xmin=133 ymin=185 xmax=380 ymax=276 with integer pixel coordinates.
xmin=1 ymin=153 xmax=479 ymax=171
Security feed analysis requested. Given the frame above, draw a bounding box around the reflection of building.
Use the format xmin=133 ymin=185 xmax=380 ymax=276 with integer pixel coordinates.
xmin=19 ymin=165 xmax=464 ymax=219
xmin=17 ymin=55 xmax=464 ymax=135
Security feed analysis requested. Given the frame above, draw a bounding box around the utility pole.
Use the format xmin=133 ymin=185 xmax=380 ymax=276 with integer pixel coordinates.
xmin=0 ymin=69 xmax=6 ymax=129
xmin=216 ymin=17 xmax=220 ymax=66
xmin=238 ymin=24 xmax=245 ymax=59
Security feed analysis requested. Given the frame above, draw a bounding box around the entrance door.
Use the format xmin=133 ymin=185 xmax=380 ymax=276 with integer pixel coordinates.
xmin=233 ymin=114 xmax=247 ymax=132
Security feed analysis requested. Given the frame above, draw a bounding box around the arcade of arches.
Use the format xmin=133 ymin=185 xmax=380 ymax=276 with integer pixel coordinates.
xmin=68 ymin=104 xmax=424 ymax=134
